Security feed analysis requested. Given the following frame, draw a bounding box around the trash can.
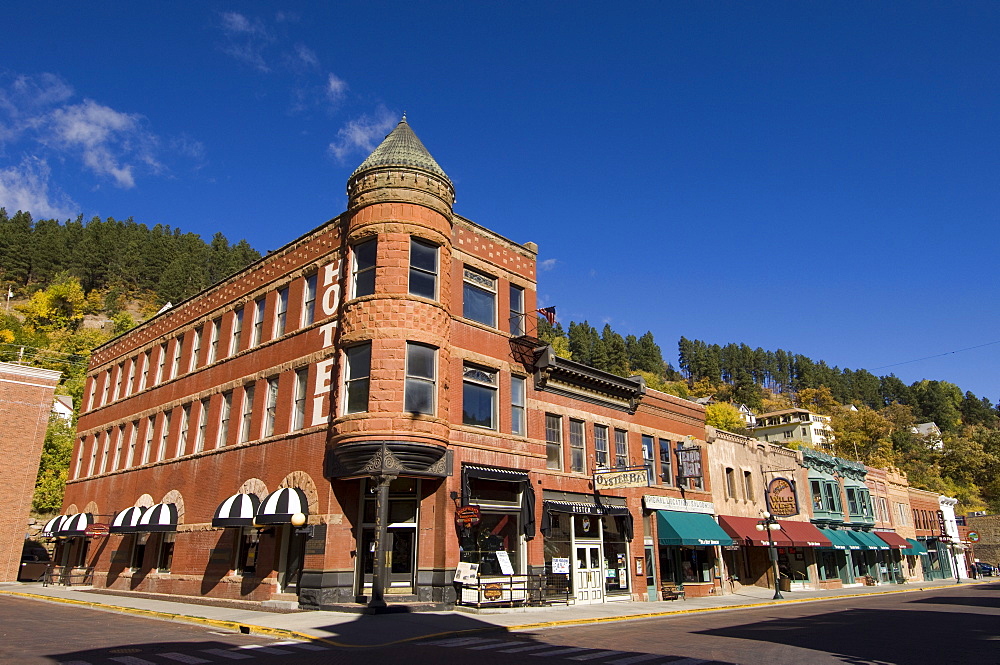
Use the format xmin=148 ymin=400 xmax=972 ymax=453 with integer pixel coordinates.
xmin=779 ymin=577 xmax=791 ymax=592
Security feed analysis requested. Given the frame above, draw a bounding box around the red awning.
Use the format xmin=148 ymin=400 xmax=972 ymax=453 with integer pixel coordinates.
xmin=718 ymin=515 xmax=794 ymax=547
xmin=874 ymin=530 xmax=910 ymax=549
xmin=777 ymin=520 xmax=833 ymax=547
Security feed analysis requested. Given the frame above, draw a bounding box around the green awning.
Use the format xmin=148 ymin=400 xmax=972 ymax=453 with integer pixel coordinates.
xmin=819 ymin=528 xmax=862 ymax=550
xmin=902 ymin=538 xmax=929 ymax=555
xmin=849 ymin=530 xmax=891 ymax=550
xmin=656 ymin=510 xmax=733 ymax=547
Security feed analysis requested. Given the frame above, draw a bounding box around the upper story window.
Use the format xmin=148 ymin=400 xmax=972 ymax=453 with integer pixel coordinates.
xmin=125 ymin=421 xmax=138 ymax=468
xmin=594 ymin=425 xmax=609 ymax=470
xmin=352 ymin=239 xmax=377 ymax=298
xmin=263 ymin=376 xmax=279 ymax=437
xmin=239 ymin=384 xmax=255 ymax=443
xmin=509 ymin=285 xmax=525 ymax=336
xmin=344 ymin=343 xmax=372 ymax=414
xmin=251 ymin=297 xmax=266 ymax=347
xmin=462 ymin=365 xmax=497 ymax=429
xmin=170 ymin=338 xmax=183 ymax=379
xmin=658 ymin=438 xmax=673 ymax=485
xmin=230 ymin=308 xmax=244 ymax=356
xmin=177 ymin=404 xmax=191 ymax=457
xmin=404 ymin=343 xmax=436 ymax=415
xmin=744 ymin=470 xmax=754 ymax=501
xmin=139 ymin=350 xmax=150 ymax=391
xmin=641 ymin=434 xmax=654 ymax=483
xmin=208 ymin=317 xmax=221 ymax=364
xmin=158 ymin=411 xmax=172 ymax=461
xmin=155 ymin=343 xmax=167 ymax=384
xmin=724 ymin=467 xmax=736 ymax=499
xmin=113 ymin=363 xmax=124 ymax=401
xmin=195 ymin=398 xmax=209 ymax=453
xmin=408 ymin=238 xmax=438 ymax=300
xmin=463 ymin=268 xmax=496 ymax=326
xmin=614 ymin=429 xmax=628 ymax=470
xmin=302 ymin=274 xmax=317 ymax=326
xmin=510 ymin=375 xmax=526 ymax=436
xmin=142 ymin=416 xmax=155 ymax=465
xmin=124 ymin=359 xmax=136 ymax=397
xmin=545 ymin=414 xmax=563 ymax=470
xmin=218 ymin=391 xmax=232 ymax=448
xmin=571 ymin=420 xmax=586 ymax=473
xmin=274 ymin=288 xmax=289 ymax=337
xmin=292 ymin=368 xmax=308 ymax=431
xmin=190 ymin=326 xmax=202 ymax=372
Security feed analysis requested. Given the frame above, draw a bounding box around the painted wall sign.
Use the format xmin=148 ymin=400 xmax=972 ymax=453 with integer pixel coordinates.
xmin=594 ymin=467 xmax=650 ymax=489
xmin=766 ymin=477 xmax=799 ymax=517
xmin=968 ymin=531 xmax=980 ymax=543
xmin=642 ymin=495 xmax=716 ymax=514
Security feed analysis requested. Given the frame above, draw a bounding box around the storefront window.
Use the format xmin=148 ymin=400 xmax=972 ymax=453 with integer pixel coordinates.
xmin=233 ymin=528 xmax=259 ymax=576
xmin=602 ymin=516 xmax=630 ymax=594
xmin=156 ymin=533 xmax=175 ymax=573
xmin=459 ymin=512 xmax=521 ymax=575
xmin=819 ymin=550 xmax=841 ymax=580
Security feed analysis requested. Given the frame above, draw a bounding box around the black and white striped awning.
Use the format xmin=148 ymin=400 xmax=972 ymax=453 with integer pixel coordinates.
xmin=41 ymin=515 xmax=66 ymax=537
xmin=213 ymin=493 xmax=261 ymax=527
xmin=255 ymin=488 xmax=308 ymax=525
xmin=58 ymin=513 xmax=93 ymax=537
xmin=110 ymin=506 xmax=147 ymax=534
xmin=137 ymin=503 xmax=178 ymax=532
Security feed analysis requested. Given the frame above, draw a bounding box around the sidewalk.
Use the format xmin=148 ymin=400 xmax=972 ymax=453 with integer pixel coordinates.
xmin=1 ymin=578 xmax=992 ymax=648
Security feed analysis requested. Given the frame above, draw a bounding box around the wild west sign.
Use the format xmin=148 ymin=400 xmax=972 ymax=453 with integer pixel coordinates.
xmin=765 ymin=477 xmax=799 ymax=517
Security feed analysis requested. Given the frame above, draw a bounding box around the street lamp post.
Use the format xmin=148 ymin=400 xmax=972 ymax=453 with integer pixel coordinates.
xmin=756 ymin=511 xmax=784 ymax=600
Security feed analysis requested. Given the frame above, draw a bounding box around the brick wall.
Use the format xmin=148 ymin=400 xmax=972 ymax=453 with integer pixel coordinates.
xmin=0 ymin=363 xmax=60 ymax=581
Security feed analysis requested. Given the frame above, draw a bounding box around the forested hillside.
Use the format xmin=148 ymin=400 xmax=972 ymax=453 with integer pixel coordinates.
xmin=538 ymin=320 xmax=1000 ymax=513
xmin=0 ymin=208 xmax=261 ymax=513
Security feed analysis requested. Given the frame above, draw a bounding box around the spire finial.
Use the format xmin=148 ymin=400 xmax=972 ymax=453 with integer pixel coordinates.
xmin=401 ymin=111 xmax=407 ymax=122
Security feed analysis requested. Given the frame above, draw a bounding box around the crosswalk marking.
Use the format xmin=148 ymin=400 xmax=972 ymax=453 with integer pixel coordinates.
xmin=109 ymin=657 xmax=157 ymax=665
xmin=235 ymin=644 xmax=293 ymax=654
xmin=158 ymin=653 xmax=212 ymax=664
xmin=569 ymin=651 xmax=630 ymax=661
xmin=424 ymin=637 xmax=502 ymax=647
xmin=496 ymin=643 xmax=563 ymax=653
xmin=607 ymin=653 xmax=668 ymax=664
xmin=468 ymin=640 xmax=527 ymax=650
xmin=661 ymin=659 xmax=708 ymax=665
xmin=199 ymin=649 xmax=254 ymax=660
xmin=530 ymin=647 xmax=592 ymax=657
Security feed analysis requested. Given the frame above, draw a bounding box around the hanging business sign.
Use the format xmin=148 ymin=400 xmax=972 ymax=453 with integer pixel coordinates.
xmin=968 ymin=531 xmax=981 ymax=543
xmin=676 ymin=446 xmax=703 ymax=480
xmin=594 ymin=467 xmax=650 ymax=489
xmin=456 ymin=505 xmax=481 ymax=527
xmin=765 ymin=477 xmax=799 ymax=517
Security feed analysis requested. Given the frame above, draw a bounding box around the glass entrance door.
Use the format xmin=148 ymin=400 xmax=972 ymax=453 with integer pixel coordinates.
xmin=574 ymin=543 xmax=604 ymax=603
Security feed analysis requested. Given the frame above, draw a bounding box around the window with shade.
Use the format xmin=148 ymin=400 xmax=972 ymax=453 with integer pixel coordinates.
xmin=545 ymin=414 xmax=563 ymax=470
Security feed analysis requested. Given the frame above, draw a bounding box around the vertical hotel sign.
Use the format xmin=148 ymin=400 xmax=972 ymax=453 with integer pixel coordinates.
xmin=766 ymin=477 xmax=799 ymax=517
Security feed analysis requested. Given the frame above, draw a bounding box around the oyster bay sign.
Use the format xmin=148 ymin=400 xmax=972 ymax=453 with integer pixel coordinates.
xmin=594 ymin=466 xmax=650 ymax=490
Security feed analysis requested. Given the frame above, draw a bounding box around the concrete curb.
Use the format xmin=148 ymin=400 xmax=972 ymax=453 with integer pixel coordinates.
xmin=2 ymin=579 xmax=991 ymax=649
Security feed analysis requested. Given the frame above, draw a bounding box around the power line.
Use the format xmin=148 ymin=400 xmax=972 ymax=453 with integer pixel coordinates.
xmin=869 ymin=339 xmax=1000 ymax=371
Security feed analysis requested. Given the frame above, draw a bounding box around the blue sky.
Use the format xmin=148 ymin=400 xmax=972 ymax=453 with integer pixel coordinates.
xmin=2 ymin=2 xmax=998 ymax=403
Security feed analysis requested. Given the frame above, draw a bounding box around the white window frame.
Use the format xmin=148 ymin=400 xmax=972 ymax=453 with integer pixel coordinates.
xmin=404 ymin=342 xmax=437 ymax=415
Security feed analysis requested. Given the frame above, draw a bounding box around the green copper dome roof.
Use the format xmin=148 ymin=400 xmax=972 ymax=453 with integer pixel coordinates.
xmin=350 ymin=116 xmax=450 ymax=183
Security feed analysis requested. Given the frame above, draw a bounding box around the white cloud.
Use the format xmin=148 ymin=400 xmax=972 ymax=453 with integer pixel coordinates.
xmin=326 ymin=73 xmax=347 ymax=104
xmin=44 ymin=99 xmax=160 ymax=188
xmin=0 ymin=156 xmax=77 ymax=219
xmin=218 ymin=12 xmax=273 ymax=72
xmin=220 ymin=12 xmax=268 ymax=36
xmin=328 ymin=107 xmax=397 ymax=162
xmin=539 ymin=258 xmax=558 ymax=271
xmin=295 ymin=44 xmax=319 ymax=68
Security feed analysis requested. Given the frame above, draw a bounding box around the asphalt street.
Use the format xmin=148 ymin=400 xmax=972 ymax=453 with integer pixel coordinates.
xmin=5 ymin=581 xmax=998 ymax=665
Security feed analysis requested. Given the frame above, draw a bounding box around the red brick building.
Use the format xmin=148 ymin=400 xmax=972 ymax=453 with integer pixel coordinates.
xmin=0 ymin=362 xmax=60 ymax=582
xmin=61 ymin=119 xmax=720 ymax=608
